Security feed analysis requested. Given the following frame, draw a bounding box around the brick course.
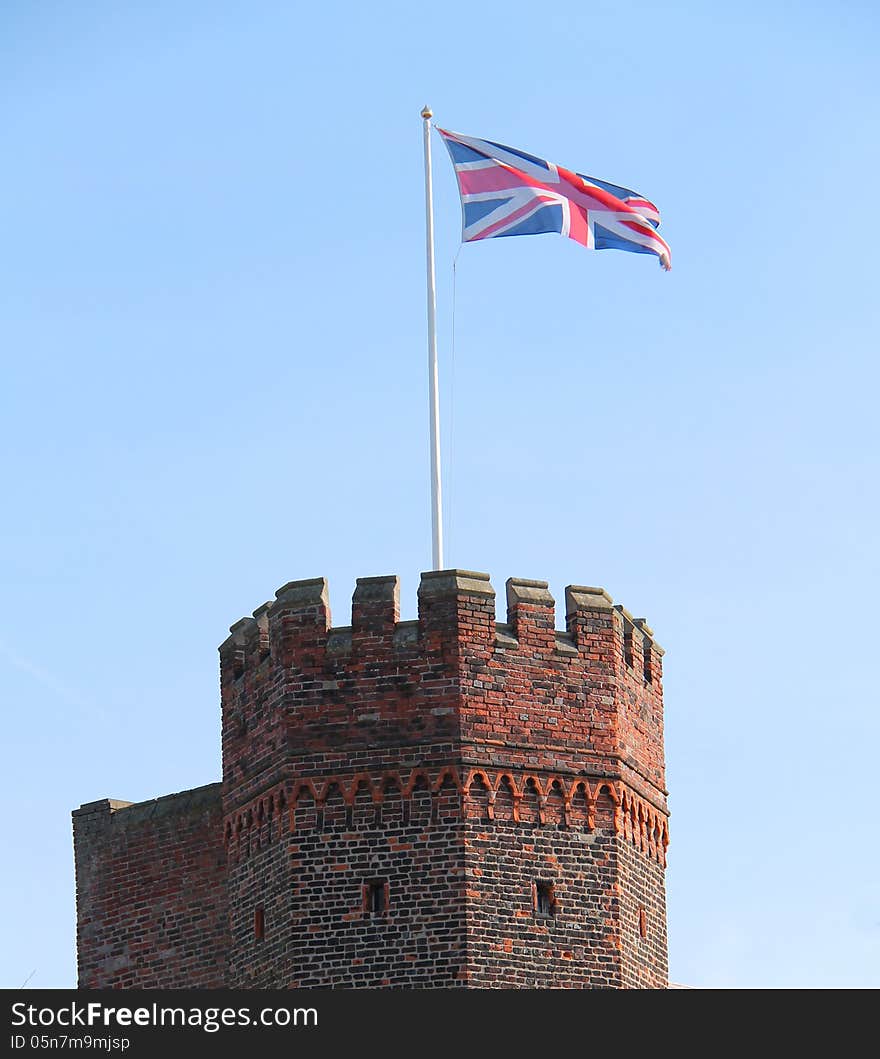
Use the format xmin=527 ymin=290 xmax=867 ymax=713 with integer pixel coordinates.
xmin=73 ymin=569 xmax=670 ymax=988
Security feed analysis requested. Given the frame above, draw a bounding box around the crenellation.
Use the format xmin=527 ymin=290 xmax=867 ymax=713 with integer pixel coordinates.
xmin=418 ymin=569 xmax=496 ymax=600
xmin=268 ymin=576 xmax=331 ymax=668
xmin=494 ymin=621 xmax=518 ymax=649
xmin=616 ymin=603 xmax=643 ymax=676
xmin=554 ymin=631 xmax=579 ymax=656
xmin=219 ymin=618 xmax=253 ymax=680
xmin=251 ymin=602 xmax=272 ymax=658
xmin=392 ymin=619 xmax=419 ymax=648
xmin=272 ymin=576 xmax=331 ymax=613
xmin=564 ymin=584 xmax=615 ymax=616
xmin=326 ymin=626 xmax=353 ymax=653
xmin=505 ymin=577 xmax=556 ymax=651
xmin=220 ymin=574 xmax=659 ymax=692
xmin=351 ymin=574 xmax=400 ymax=635
xmin=634 ymin=618 xmax=665 ymax=706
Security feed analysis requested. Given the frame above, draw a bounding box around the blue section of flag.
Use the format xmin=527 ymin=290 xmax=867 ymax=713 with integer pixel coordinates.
xmin=502 ymin=203 xmax=564 ymax=237
xmin=592 ymin=225 xmax=657 ymax=255
xmin=576 ymin=172 xmax=636 ymax=201
xmin=463 ymin=199 xmax=507 ymax=226
xmin=444 ymin=140 xmax=488 ymax=165
xmin=483 ymin=139 xmax=551 ymax=171
xmin=464 ymin=199 xmax=565 ymax=237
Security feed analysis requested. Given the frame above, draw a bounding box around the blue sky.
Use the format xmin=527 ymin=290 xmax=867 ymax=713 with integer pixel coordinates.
xmin=1 ymin=1 xmax=877 ymax=989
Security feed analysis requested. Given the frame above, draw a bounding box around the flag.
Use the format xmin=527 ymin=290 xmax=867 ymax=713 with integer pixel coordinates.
xmin=437 ymin=127 xmax=671 ymax=271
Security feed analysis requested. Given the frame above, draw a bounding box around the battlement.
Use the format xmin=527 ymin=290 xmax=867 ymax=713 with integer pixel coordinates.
xmin=220 ymin=570 xmax=666 ymax=813
xmin=220 ymin=570 xmax=663 ymax=675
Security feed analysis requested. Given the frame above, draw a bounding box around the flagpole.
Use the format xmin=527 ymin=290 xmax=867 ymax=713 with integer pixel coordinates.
xmin=422 ymin=104 xmax=444 ymax=571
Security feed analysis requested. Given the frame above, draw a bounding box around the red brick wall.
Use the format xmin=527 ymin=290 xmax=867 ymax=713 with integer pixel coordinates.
xmin=73 ymin=784 xmax=227 ymax=988
xmin=452 ymin=579 xmax=667 ymax=806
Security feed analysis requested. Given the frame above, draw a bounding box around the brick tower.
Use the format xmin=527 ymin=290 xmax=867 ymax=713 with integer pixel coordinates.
xmin=73 ymin=570 xmax=669 ymax=988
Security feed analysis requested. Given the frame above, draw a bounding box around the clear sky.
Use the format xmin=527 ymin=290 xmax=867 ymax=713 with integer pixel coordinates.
xmin=2 ymin=0 xmax=877 ymax=989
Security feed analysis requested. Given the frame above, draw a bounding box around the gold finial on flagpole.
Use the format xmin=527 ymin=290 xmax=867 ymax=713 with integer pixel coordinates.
xmin=421 ymin=104 xmax=433 ymax=119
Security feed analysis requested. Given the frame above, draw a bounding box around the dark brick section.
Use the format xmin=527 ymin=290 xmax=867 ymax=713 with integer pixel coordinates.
xmin=73 ymin=569 xmax=671 ymax=989
xmin=224 ymin=775 xmax=467 ymax=988
xmin=464 ymin=797 xmax=623 ymax=987
xmin=617 ymin=836 xmax=668 ymax=988
xmin=286 ymin=781 xmax=466 ymax=987
xmin=226 ymin=804 xmax=290 ymax=988
xmin=72 ymin=784 xmax=227 ymax=988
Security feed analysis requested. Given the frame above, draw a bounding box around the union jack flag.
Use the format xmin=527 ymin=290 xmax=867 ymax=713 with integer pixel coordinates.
xmin=437 ymin=127 xmax=671 ymax=271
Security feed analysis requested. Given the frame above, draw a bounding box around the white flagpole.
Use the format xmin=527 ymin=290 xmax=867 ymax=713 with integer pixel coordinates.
xmin=422 ymin=105 xmax=444 ymax=570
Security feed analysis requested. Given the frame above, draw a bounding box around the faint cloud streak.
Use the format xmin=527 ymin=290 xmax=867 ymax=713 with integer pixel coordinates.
xmin=0 ymin=636 xmax=112 ymax=721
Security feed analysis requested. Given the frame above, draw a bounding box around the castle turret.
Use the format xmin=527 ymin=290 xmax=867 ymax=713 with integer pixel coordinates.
xmin=74 ymin=568 xmax=669 ymax=989
xmin=220 ymin=570 xmax=668 ymax=988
